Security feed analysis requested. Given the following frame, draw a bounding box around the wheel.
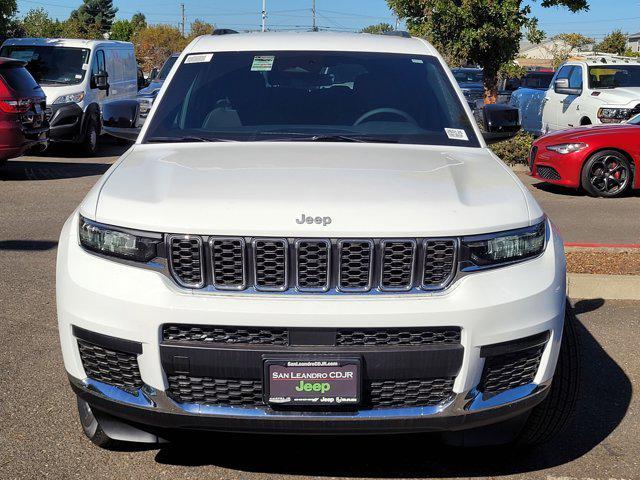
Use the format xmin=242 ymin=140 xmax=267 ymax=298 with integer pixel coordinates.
xmin=76 ymin=397 xmax=117 ymax=448
xmin=581 ymin=150 xmax=632 ymax=198
xmin=79 ymin=117 xmax=99 ymax=156
xmin=516 ymin=305 xmax=581 ymax=446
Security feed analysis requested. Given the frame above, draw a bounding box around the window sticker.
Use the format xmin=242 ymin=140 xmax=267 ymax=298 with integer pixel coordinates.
xmin=251 ymin=55 xmax=275 ymax=71
xmin=444 ymin=128 xmax=469 ymax=141
xmin=75 ymin=74 xmax=82 ymax=79
xmin=411 ymin=58 xmax=423 ymax=63
xmin=184 ymin=53 xmax=213 ymax=64
xmin=82 ymin=63 xmax=89 ymax=70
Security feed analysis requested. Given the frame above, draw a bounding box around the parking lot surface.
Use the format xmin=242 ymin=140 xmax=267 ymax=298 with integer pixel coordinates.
xmin=1 ymin=147 xmax=638 ymax=479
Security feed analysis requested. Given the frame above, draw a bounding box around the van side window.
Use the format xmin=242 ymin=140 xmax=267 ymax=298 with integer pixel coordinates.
xmin=568 ymin=66 xmax=582 ymax=90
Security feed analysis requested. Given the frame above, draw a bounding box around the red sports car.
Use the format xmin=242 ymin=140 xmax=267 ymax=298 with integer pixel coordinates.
xmin=530 ymin=115 xmax=640 ymax=197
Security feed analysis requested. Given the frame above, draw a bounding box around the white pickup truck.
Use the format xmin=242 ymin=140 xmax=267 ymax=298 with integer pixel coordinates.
xmin=510 ymin=55 xmax=640 ymax=136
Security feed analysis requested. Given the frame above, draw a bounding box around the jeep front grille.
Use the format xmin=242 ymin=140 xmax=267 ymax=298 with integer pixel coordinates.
xmin=168 ymin=236 xmax=458 ymax=294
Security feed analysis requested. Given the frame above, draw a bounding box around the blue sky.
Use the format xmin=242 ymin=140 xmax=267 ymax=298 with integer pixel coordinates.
xmin=14 ymin=0 xmax=640 ymax=38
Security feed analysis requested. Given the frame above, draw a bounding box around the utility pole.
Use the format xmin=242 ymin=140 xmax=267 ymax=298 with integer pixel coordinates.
xmin=312 ymin=0 xmax=318 ymax=31
xmin=261 ymin=0 xmax=267 ymax=32
xmin=180 ymin=3 xmax=185 ymax=36
xmin=395 ymin=15 xmax=399 ymax=31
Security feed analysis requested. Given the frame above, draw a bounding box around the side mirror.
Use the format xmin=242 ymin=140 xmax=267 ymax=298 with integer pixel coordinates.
xmin=94 ymin=70 xmax=109 ymax=90
xmin=554 ymin=78 xmax=582 ymax=96
xmin=475 ymin=104 xmax=521 ymax=144
xmin=149 ymin=68 xmax=158 ymax=81
xmin=102 ymin=100 xmax=141 ymax=141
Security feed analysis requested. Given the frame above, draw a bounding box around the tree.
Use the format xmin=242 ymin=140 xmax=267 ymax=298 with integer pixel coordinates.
xmin=21 ymin=8 xmax=62 ymax=38
xmin=131 ymin=12 xmax=147 ymax=32
xmin=388 ymin=0 xmax=590 ymax=103
xmin=132 ymin=24 xmax=187 ymax=72
xmin=596 ymin=30 xmax=628 ymax=55
xmin=0 ymin=0 xmax=18 ymax=41
xmin=545 ymin=33 xmax=593 ymax=68
xmin=361 ymin=22 xmax=395 ymax=34
xmin=70 ymin=0 xmax=118 ymax=35
xmin=110 ymin=19 xmax=134 ymax=41
xmin=188 ymin=19 xmax=215 ymax=39
xmin=60 ymin=16 xmax=103 ymax=39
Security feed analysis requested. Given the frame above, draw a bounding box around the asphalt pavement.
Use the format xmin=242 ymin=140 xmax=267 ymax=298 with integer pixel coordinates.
xmin=0 ymin=146 xmax=638 ymax=479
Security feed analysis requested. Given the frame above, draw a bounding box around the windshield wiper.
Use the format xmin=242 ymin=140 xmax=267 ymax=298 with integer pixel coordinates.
xmin=261 ymin=134 xmax=396 ymax=143
xmin=146 ymin=136 xmax=236 ymax=143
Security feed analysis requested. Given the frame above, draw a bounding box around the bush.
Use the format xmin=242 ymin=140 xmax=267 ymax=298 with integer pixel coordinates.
xmin=490 ymin=130 xmax=534 ymax=166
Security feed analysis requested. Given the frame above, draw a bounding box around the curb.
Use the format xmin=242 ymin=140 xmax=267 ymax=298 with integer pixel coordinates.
xmin=568 ymin=273 xmax=640 ymax=300
xmin=509 ymin=164 xmax=529 ymax=173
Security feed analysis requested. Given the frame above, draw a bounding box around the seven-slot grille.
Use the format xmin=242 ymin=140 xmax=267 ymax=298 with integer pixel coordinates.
xmin=168 ymin=236 xmax=458 ymax=293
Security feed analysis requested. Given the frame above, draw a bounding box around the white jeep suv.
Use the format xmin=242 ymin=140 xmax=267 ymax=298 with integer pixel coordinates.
xmin=57 ymin=32 xmax=578 ymax=448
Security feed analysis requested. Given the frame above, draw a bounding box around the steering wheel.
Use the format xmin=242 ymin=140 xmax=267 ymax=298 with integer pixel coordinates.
xmin=353 ymin=107 xmax=418 ymax=126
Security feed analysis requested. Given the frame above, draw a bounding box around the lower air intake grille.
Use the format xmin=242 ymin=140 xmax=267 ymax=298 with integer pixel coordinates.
xmin=166 ymin=375 xmax=456 ymax=409
xmin=536 ymin=165 xmax=561 ymax=181
xmin=480 ymin=345 xmax=545 ymax=394
xmin=169 ymin=236 xmax=204 ymax=288
xmin=336 ymin=327 xmax=461 ymax=346
xmin=163 ymin=325 xmax=289 ymax=346
xmin=167 ymin=376 xmax=263 ymax=407
xmin=422 ymin=240 xmax=456 ymax=288
xmin=77 ymin=340 xmax=142 ymax=392
xmin=369 ymin=378 xmax=455 ymax=408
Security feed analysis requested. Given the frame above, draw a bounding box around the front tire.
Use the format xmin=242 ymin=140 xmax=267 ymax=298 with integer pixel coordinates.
xmin=77 ymin=397 xmax=117 ymax=448
xmin=516 ymin=306 xmax=581 ymax=446
xmin=581 ymin=150 xmax=631 ymax=198
xmin=79 ymin=117 xmax=99 ymax=156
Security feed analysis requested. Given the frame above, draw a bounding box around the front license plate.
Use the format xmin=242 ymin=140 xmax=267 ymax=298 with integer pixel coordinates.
xmin=264 ymin=358 xmax=361 ymax=407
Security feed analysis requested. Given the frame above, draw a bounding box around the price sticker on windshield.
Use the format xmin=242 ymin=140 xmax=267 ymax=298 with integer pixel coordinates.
xmin=251 ymin=55 xmax=275 ymax=71
xmin=445 ymin=128 xmax=469 ymax=141
xmin=185 ymin=53 xmax=213 ymax=64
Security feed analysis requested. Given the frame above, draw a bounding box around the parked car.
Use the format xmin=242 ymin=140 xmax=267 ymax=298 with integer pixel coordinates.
xmin=530 ymin=113 xmax=640 ymax=197
xmin=452 ymin=67 xmax=484 ymax=107
xmin=511 ymin=55 xmax=640 ymax=136
xmin=0 ymin=38 xmax=138 ymax=155
xmin=0 ymin=57 xmax=48 ymax=165
xmin=498 ymin=69 xmax=555 ymax=104
xmin=136 ymin=53 xmax=179 ymax=123
xmin=58 ymin=32 xmax=577 ymax=449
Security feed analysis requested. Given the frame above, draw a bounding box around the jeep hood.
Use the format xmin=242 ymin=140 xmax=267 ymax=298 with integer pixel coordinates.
xmin=86 ymin=143 xmax=541 ymax=237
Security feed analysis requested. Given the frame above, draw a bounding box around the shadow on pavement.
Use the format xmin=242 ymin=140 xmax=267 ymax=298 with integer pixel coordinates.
xmin=532 ymin=180 xmax=640 ymax=198
xmin=41 ymin=139 xmax=131 ymax=159
xmin=0 ymin=240 xmax=58 ymax=251
xmin=153 ymin=300 xmax=631 ymax=477
xmin=0 ymin=159 xmax=111 ymax=181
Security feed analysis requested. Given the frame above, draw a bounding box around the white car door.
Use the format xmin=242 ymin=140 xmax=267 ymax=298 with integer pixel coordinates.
xmin=557 ymin=65 xmax=584 ymax=129
xmin=542 ymin=65 xmax=573 ymax=132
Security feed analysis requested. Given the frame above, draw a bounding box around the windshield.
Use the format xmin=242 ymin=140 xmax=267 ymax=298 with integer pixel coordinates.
xmin=628 ymin=113 xmax=640 ymax=125
xmin=589 ymin=65 xmax=640 ymax=89
xmin=452 ymin=69 xmax=483 ymax=84
xmin=157 ymin=55 xmax=178 ymax=81
xmin=0 ymin=45 xmax=90 ymax=86
xmin=144 ymin=51 xmax=480 ymax=147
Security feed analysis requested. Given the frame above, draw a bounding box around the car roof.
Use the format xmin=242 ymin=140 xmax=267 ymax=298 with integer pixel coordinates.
xmin=1 ymin=38 xmax=133 ymax=49
xmin=186 ymin=31 xmax=436 ymax=56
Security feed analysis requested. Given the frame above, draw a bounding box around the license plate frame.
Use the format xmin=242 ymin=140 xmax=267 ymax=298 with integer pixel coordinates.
xmin=263 ymin=356 xmax=361 ymax=408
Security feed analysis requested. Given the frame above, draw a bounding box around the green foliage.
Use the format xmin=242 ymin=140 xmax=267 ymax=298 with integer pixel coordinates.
xmin=131 ymin=13 xmax=147 ymax=32
xmin=188 ymin=19 xmax=215 ymax=39
xmin=387 ymin=0 xmax=590 ymax=102
xmin=60 ymin=16 xmax=103 ymax=39
xmin=490 ymin=130 xmax=535 ymax=166
xmin=22 ymin=8 xmax=62 ymax=38
xmin=0 ymin=0 xmax=18 ymax=40
xmin=595 ymin=30 xmax=628 ymax=55
xmin=361 ymin=23 xmax=395 ymax=34
xmin=623 ymin=49 xmax=640 ymax=58
xmin=499 ymin=62 xmax=526 ymax=80
xmin=558 ymin=32 xmax=592 ymax=49
xmin=110 ymin=19 xmax=134 ymax=41
xmin=70 ymin=0 xmax=117 ymax=35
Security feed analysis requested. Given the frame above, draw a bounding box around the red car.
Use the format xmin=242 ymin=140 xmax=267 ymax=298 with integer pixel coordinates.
xmin=0 ymin=57 xmax=48 ymax=165
xmin=530 ymin=115 xmax=640 ymax=197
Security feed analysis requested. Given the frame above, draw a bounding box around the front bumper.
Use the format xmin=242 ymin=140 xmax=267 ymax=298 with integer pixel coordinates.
xmin=57 ymin=212 xmax=566 ymax=433
xmin=47 ymin=103 xmax=84 ymax=142
xmin=531 ymin=147 xmax=585 ymax=188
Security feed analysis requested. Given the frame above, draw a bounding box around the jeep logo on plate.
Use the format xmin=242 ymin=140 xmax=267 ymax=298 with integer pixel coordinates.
xmin=295 ymin=214 xmax=332 ymax=226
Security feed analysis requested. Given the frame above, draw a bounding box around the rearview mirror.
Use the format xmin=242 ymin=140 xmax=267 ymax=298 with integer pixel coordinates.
xmin=102 ymin=100 xmax=141 ymax=141
xmin=554 ymin=78 xmax=582 ymax=96
xmin=475 ymin=104 xmax=521 ymax=144
xmin=94 ymin=70 xmax=109 ymax=90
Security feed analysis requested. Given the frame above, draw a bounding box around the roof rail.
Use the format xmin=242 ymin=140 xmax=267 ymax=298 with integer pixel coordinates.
xmin=382 ymin=30 xmax=411 ymax=38
xmin=571 ymin=53 xmax=640 ymax=64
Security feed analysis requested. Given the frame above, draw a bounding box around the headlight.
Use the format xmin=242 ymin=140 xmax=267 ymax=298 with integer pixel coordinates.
xmin=598 ymin=107 xmax=632 ymax=123
xmin=546 ymin=143 xmax=587 ymax=154
xmin=460 ymin=220 xmax=546 ymax=270
xmin=52 ymin=92 xmax=85 ymax=104
xmin=79 ymin=216 xmax=161 ymax=262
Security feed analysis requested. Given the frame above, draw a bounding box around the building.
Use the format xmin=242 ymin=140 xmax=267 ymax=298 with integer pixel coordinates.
xmin=627 ymin=32 xmax=640 ymax=53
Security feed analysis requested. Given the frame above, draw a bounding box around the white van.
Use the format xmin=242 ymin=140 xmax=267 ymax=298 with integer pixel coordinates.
xmin=0 ymin=38 xmax=138 ymax=155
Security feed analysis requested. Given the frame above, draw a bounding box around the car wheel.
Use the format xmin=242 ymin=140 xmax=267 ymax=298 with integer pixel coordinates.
xmin=79 ymin=118 xmax=99 ymax=156
xmin=76 ymin=397 xmax=118 ymax=449
xmin=516 ymin=305 xmax=581 ymax=446
xmin=581 ymin=150 xmax=631 ymax=198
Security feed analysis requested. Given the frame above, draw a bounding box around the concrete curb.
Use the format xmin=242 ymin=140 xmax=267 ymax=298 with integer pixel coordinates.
xmin=509 ymin=164 xmax=529 ymax=173
xmin=568 ymin=273 xmax=640 ymax=300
